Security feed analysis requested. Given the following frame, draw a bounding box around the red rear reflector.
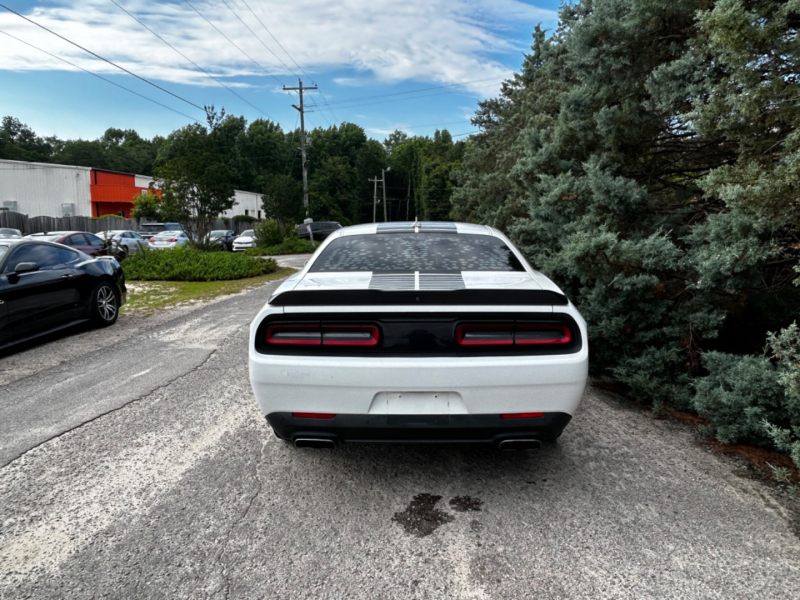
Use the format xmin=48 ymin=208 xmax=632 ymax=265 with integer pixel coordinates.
xmin=292 ymin=412 xmax=336 ymax=419
xmin=501 ymin=412 xmax=545 ymax=419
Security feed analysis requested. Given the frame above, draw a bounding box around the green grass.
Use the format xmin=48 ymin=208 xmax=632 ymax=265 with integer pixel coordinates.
xmin=243 ymin=238 xmax=316 ymax=256
xmin=123 ymin=246 xmax=278 ymax=281
xmin=122 ymin=267 xmax=295 ymax=315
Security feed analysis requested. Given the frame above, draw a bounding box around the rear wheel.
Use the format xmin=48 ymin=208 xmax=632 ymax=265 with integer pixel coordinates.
xmin=90 ymin=282 xmax=119 ymax=327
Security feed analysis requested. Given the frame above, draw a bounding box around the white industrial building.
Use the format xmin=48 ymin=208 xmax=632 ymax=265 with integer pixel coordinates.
xmin=0 ymin=159 xmax=264 ymax=219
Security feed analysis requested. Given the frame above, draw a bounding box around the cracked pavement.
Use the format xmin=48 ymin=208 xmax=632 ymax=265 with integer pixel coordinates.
xmin=1 ymin=269 xmax=800 ymax=599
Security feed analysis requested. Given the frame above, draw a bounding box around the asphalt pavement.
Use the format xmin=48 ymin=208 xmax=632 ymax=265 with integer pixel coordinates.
xmin=1 ymin=263 xmax=799 ymax=599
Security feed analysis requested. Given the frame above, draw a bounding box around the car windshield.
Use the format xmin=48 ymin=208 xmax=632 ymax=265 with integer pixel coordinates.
xmin=155 ymin=231 xmax=181 ymax=238
xmin=210 ymin=231 xmax=226 ymax=238
xmin=309 ymin=233 xmax=525 ymax=273
xmin=240 ymin=230 xmax=254 ymax=237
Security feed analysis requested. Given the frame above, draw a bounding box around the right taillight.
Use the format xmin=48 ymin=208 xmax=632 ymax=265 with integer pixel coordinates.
xmin=515 ymin=324 xmax=571 ymax=345
xmin=456 ymin=322 xmax=572 ymax=346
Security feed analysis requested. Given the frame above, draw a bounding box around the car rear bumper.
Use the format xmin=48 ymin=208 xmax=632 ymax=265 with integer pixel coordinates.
xmin=266 ymin=411 xmax=571 ymax=444
xmin=249 ymin=351 xmax=588 ymax=421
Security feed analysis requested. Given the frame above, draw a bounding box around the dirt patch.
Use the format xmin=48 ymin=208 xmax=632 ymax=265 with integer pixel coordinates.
xmin=392 ymin=493 xmax=454 ymax=537
xmin=704 ymin=440 xmax=800 ymax=483
xmin=449 ymin=496 xmax=483 ymax=512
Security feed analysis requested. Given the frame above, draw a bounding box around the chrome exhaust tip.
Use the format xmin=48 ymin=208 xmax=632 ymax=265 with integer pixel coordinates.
xmin=497 ymin=438 xmax=542 ymax=451
xmin=294 ymin=437 xmax=336 ymax=449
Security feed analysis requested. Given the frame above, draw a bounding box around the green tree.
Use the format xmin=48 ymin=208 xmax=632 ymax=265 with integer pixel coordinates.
xmin=153 ymin=108 xmax=236 ymax=244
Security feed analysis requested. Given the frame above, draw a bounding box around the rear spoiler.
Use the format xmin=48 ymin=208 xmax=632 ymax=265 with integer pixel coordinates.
xmin=269 ymin=289 xmax=569 ymax=306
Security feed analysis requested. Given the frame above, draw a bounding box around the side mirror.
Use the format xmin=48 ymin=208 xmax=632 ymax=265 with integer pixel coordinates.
xmin=14 ymin=262 xmax=39 ymax=274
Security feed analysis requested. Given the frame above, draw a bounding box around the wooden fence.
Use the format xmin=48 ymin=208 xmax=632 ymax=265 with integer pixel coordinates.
xmin=0 ymin=212 xmax=253 ymax=235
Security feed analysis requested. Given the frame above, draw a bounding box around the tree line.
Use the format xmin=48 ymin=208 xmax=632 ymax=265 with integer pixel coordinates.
xmin=453 ymin=0 xmax=800 ymax=468
xmin=0 ymin=113 xmax=466 ymax=228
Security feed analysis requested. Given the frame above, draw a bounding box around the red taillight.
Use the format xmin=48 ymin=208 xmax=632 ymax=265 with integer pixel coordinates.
xmin=322 ymin=325 xmax=379 ymax=346
xmin=456 ymin=323 xmax=572 ymax=346
xmin=292 ymin=412 xmax=336 ymax=419
xmin=266 ymin=324 xmax=380 ymax=346
xmin=167 ymin=238 xmax=178 ymax=242
xmin=456 ymin=324 xmax=514 ymax=346
xmin=515 ymin=324 xmax=572 ymax=345
xmin=501 ymin=412 xmax=545 ymax=419
xmin=266 ymin=325 xmax=322 ymax=345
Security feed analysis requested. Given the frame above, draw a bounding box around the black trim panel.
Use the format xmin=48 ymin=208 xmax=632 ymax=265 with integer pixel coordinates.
xmin=270 ymin=288 xmax=568 ymax=306
xmin=254 ymin=312 xmax=582 ymax=357
xmin=266 ymin=412 xmax=572 ymax=443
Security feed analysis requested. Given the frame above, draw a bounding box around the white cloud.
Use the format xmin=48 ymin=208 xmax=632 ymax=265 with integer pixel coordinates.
xmin=0 ymin=0 xmax=557 ymax=93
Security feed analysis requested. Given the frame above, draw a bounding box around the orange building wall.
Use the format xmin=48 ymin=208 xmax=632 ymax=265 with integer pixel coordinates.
xmin=90 ymin=169 xmax=159 ymax=218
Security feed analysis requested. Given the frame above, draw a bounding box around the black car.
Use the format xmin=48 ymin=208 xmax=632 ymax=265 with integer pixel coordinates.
xmin=0 ymin=239 xmax=126 ymax=350
xmin=296 ymin=221 xmax=343 ymax=242
xmin=209 ymin=230 xmax=236 ymax=251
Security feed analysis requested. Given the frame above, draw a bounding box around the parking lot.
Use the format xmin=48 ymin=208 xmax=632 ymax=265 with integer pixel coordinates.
xmin=1 ymin=272 xmax=799 ymax=599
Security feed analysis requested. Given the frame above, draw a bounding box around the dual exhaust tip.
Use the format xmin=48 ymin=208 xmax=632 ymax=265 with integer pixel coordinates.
xmin=293 ymin=437 xmax=542 ymax=450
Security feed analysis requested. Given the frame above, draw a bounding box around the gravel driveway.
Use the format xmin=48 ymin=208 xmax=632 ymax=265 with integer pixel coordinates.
xmin=0 ymin=271 xmax=798 ymax=599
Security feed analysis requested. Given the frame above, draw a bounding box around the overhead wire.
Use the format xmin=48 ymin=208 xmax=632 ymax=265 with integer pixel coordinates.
xmin=183 ymin=0 xmax=284 ymax=87
xmin=0 ymin=2 xmax=205 ymax=112
xmin=219 ymin=0 xmax=291 ymax=81
xmin=322 ymin=76 xmax=504 ymax=106
xmin=0 ymin=29 xmax=203 ymax=123
xmin=107 ymin=0 xmax=273 ymax=120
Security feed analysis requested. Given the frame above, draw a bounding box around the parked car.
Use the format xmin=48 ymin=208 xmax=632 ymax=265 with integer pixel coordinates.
xmin=0 ymin=238 xmax=126 ymax=349
xmin=232 ymin=229 xmax=257 ymax=251
xmin=25 ymin=231 xmax=108 ymax=257
xmin=209 ymin=230 xmax=236 ymax=251
xmin=98 ymin=230 xmax=147 ymax=257
xmin=249 ymin=221 xmax=589 ymax=449
xmin=148 ymin=230 xmax=190 ymax=249
xmin=0 ymin=228 xmax=22 ymax=239
xmin=296 ymin=221 xmax=343 ymax=242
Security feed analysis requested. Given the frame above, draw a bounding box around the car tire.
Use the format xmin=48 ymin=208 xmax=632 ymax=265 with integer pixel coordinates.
xmin=90 ymin=282 xmax=119 ymax=327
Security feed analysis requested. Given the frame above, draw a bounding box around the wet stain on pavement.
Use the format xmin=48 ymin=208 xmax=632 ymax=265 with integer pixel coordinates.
xmin=393 ymin=493 xmax=454 ymax=537
xmin=449 ymin=495 xmax=483 ymax=512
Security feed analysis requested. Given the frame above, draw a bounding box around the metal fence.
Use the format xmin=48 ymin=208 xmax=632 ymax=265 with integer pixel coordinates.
xmin=0 ymin=211 xmax=255 ymax=235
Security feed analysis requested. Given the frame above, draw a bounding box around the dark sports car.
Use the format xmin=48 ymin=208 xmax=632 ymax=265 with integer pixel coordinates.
xmin=0 ymin=238 xmax=126 ymax=350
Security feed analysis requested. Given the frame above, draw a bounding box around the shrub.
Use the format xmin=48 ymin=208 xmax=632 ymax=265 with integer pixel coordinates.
xmin=232 ymin=214 xmax=258 ymax=226
xmin=123 ymin=246 xmax=277 ymax=281
xmin=243 ymin=238 xmax=316 ymax=256
xmin=254 ymin=219 xmax=296 ymax=247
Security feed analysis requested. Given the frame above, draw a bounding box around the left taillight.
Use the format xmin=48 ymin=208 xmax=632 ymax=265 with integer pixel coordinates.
xmin=265 ymin=324 xmax=379 ymax=347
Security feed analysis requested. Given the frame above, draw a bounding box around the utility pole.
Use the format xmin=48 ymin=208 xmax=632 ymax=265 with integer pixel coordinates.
xmin=369 ymin=176 xmax=379 ymax=223
xmin=382 ymin=167 xmax=389 ymax=222
xmin=283 ymin=79 xmax=318 ymax=218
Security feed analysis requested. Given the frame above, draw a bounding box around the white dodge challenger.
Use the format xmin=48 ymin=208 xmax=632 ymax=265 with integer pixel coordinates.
xmin=249 ymin=221 xmax=588 ymax=449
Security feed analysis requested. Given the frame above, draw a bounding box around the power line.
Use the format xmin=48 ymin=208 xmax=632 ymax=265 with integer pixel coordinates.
xmin=0 ymin=29 xmax=202 ymax=123
xmin=219 ymin=0 xmax=291 ymax=81
xmin=239 ymin=0 xmax=315 ymax=85
xmin=108 ymin=0 xmax=273 ymax=120
xmin=0 ymin=2 xmax=205 ymax=112
xmin=183 ymin=0 xmax=284 ymax=87
xmin=323 ymin=76 xmax=504 ymax=106
xmin=307 ymin=89 xmax=482 ymax=112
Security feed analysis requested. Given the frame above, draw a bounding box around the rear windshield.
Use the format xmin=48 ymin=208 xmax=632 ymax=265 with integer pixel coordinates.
xmin=309 ymin=233 xmax=524 ymax=272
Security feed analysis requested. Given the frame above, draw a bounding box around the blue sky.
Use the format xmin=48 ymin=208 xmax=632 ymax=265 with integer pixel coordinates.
xmin=0 ymin=0 xmax=561 ymax=141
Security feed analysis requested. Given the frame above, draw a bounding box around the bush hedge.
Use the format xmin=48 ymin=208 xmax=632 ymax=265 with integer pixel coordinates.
xmin=254 ymin=219 xmax=297 ymax=247
xmin=243 ymin=238 xmax=316 ymax=256
xmin=123 ymin=247 xmax=277 ymax=281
